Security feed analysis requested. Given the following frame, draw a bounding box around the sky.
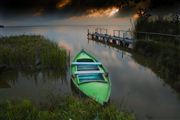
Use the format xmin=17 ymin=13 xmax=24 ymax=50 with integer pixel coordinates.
xmin=0 ymin=0 xmax=180 ymax=26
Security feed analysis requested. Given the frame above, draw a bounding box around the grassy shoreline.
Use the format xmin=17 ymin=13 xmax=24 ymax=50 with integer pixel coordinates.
xmin=134 ymin=16 xmax=180 ymax=92
xmin=0 ymin=35 xmax=67 ymax=72
xmin=0 ymin=96 xmax=136 ymax=120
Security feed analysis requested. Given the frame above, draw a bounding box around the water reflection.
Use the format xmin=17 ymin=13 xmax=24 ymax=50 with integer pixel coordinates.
xmin=1 ymin=26 xmax=180 ymax=120
xmin=0 ymin=70 xmax=69 ymax=102
xmin=0 ymin=81 xmax=11 ymax=88
xmin=0 ymin=70 xmax=18 ymax=88
xmin=134 ymin=33 xmax=180 ymax=93
xmin=87 ymin=33 xmax=180 ymax=119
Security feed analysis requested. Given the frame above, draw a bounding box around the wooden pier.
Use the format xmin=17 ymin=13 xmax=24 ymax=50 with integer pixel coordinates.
xmin=87 ymin=28 xmax=134 ymax=48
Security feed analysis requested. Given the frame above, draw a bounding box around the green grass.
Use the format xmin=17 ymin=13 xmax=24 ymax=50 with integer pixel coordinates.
xmin=0 ymin=35 xmax=67 ymax=71
xmin=0 ymin=96 xmax=136 ymax=120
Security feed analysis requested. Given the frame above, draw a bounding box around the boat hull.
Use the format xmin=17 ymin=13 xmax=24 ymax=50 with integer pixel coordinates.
xmin=71 ymin=50 xmax=111 ymax=105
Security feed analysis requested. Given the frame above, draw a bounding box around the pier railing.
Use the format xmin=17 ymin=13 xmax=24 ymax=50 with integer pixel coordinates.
xmin=88 ymin=28 xmax=135 ymax=48
xmin=88 ymin=28 xmax=180 ymax=48
xmin=135 ymin=31 xmax=180 ymax=38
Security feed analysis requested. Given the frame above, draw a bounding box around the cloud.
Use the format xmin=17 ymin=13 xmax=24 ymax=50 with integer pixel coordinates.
xmin=33 ymin=8 xmax=45 ymax=16
xmin=86 ymin=7 xmax=119 ymax=18
xmin=56 ymin=0 xmax=71 ymax=9
xmin=1 ymin=0 xmax=180 ymax=19
xmin=0 ymin=0 xmax=139 ymax=13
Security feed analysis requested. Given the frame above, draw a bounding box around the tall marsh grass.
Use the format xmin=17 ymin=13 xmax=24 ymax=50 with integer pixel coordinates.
xmin=0 ymin=96 xmax=136 ymax=120
xmin=0 ymin=35 xmax=67 ymax=71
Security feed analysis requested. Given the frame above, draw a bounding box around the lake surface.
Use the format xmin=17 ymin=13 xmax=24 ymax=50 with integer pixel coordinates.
xmin=1 ymin=26 xmax=180 ymax=120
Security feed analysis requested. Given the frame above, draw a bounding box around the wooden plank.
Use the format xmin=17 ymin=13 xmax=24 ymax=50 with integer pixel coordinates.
xmin=75 ymin=71 xmax=104 ymax=74
xmin=72 ymin=62 xmax=102 ymax=65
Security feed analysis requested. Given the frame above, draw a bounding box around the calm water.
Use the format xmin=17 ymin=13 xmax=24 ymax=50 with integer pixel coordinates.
xmin=1 ymin=26 xmax=180 ymax=120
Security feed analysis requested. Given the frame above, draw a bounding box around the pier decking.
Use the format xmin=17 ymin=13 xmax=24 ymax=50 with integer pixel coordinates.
xmin=87 ymin=28 xmax=134 ymax=48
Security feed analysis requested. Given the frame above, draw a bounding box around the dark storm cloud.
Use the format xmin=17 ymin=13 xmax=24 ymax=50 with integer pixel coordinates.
xmin=150 ymin=0 xmax=179 ymax=8
xmin=0 ymin=0 xmax=180 ymax=15
xmin=0 ymin=0 xmax=124 ymax=9
xmin=0 ymin=0 xmax=127 ymax=19
xmin=0 ymin=0 xmax=123 ymax=15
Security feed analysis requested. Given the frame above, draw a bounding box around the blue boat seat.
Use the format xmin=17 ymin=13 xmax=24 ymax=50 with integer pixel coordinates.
xmin=77 ymin=65 xmax=99 ymax=71
xmin=72 ymin=62 xmax=102 ymax=65
xmin=78 ymin=73 xmax=104 ymax=83
xmin=75 ymin=71 xmax=103 ymax=74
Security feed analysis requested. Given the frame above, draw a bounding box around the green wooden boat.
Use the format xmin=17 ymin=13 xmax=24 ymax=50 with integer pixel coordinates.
xmin=71 ymin=49 xmax=111 ymax=105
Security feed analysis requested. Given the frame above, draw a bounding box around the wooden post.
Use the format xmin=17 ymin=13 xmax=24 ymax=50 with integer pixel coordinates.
xmin=122 ymin=51 xmax=124 ymax=58
xmin=88 ymin=29 xmax=89 ymax=35
xmin=95 ymin=28 xmax=97 ymax=33
xmin=68 ymin=50 xmax=71 ymax=67
xmin=123 ymin=32 xmax=125 ymax=40
xmin=118 ymin=31 xmax=120 ymax=37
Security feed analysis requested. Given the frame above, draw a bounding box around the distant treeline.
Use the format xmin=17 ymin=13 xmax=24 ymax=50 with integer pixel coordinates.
xmin=135 ymin=14 xmax=180 ymax=34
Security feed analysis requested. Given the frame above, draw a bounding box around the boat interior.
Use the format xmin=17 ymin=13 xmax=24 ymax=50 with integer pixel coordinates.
xmin=77 ymin=65 xmax=99 ymax=71
xmin=77 ymin=58 xmax=94 ymax=62
xmin=78 ymin=73 xmax=105 ymax=83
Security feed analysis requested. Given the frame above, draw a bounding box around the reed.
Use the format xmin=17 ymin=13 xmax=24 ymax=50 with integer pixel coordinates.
xmin=0 ymin=96 xmax=136 ymax=120
xmin=0 ymin=35 xmax=67 ymax=72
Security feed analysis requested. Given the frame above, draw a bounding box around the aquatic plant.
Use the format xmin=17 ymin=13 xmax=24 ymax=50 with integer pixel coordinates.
xmin=0 ymin=96 xmax=136 ymax=120
xmin=0 ymin=35 xmax=68 ymax=72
